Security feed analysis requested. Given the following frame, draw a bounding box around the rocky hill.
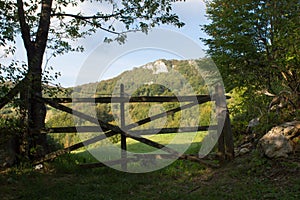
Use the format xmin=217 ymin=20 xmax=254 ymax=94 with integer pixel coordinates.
xmin=71 ymin=58 xmax=217 ymax=98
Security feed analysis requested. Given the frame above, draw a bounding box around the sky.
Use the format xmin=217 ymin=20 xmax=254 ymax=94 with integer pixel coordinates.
xmin=3 ymin=0 xmax=210 ymax=88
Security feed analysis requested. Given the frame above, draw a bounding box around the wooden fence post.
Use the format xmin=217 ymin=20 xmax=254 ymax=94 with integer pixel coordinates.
xmin=215 ymin=84 xmax=234 ymax=163
xmin=120 ymin=84 xmax=127 ymax=171
xmin=224 ymin=109 xmax=234 ymax=160
xmin=215 ymin=84 xmax=225 ymax=163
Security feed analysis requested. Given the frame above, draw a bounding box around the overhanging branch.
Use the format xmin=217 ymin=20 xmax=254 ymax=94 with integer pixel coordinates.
xmin=51 ymin=12 xmax=124 ymax=20
xmin=52 ymin=12 xmax=138 ymax=35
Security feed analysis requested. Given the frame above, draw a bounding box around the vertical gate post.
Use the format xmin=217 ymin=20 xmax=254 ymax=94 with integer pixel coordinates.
xmin=224 ymin=109 xmax=234 ymax=160
xmin=215 ymin=84 xmax=225 ymax=163
xmin=120 ymin=84 xmax=127 ymax=171
xmin=215 ymin=84 xmax=234 ymax=163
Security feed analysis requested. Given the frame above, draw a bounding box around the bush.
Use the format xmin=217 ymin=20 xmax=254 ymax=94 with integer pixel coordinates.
xmin=0 ymin=115 xmax=24 ymax=166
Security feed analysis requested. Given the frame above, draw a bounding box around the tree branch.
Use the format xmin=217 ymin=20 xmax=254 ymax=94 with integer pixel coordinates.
xmin=36 ymin=0 xmax=53 ymax=53
xmin=16 ymin=0 xmax=33 ymax=51
xmin=51 ymin=12 xmax=124 ymax=20
xmin=51 ymin=11 xmax=138 ymax=36
xmin=79 ymin=18 xmax=120 ymax=35
xmin=79 ymin=18 xmax=139 ymax=35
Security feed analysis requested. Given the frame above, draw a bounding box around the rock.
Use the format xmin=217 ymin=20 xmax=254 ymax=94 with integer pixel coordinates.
xmin=239 ymin=147 xmax=250 ymax=155
xmin=234 ymin=146 xmax=251 ymax=157
xmin=34 ymin=164 xmax=44 ymax=170
xmin=258 ymin=132 xmax=293 ymax=158
xmin=240 ymin=142 xmax=252 ymax=149
xmin=258 ymin=121 xmax=300 ymax=158
xmin=283 ymin=126 xmax=294 ymax=135
xmin=281 ymin=121 xmax=300 ymax=140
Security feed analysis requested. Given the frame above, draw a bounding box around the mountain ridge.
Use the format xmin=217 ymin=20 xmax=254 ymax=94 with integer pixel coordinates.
xmin=71 ymin=58 xmax=215 ymax=98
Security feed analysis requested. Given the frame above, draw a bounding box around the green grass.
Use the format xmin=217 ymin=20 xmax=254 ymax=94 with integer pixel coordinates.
xmin=1 ymin=152 xmax=300 ymax=200
xmin=72 ymin=132 xmax=207 ymax=169
xmin=0 ymin=157 xmax=208 ymax=200
xmin=126 ymin=132 xmax=206 ymax=153
xmin=1 ymin=132 xmax=300 ymax=200
xmin=72 ymin=132 xmax=207 ymax=172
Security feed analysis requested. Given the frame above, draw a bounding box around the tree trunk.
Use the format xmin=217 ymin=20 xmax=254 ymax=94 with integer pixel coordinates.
xmin=17 ymin=0 xmax=53 ymax=160
xmin=18 ymin=58 xmax=47 ymax=160
xmin=27 ymin=57 xmax=48 ymax=159
xmin=18 ymin=48 xmax=48 ymax=159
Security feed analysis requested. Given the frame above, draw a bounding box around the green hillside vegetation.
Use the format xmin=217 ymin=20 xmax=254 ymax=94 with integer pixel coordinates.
xmin=46 ymin=58 xmax=214 ymax=147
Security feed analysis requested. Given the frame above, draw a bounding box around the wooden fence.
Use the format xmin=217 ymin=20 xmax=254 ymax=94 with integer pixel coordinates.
xmin=1 ymin=82 xmax=234 ymax=169
xmin=38 ymin=84 xmax=233 ymax=168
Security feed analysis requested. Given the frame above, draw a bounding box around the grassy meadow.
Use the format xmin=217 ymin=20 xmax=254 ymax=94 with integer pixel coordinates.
xmin=1 ymin=132 xmax=300 ymax=200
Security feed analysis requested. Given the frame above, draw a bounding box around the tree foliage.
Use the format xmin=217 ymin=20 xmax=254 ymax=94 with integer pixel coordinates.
xmin=202 ymin=0 xmax=300 ymax=132
xmin=0 ymin=0 xmax=185 ymax=159
xmin=1 ymin=0 xmax=184 ymax=57
xmin=202 ymin=0 xmax=300 ymax=105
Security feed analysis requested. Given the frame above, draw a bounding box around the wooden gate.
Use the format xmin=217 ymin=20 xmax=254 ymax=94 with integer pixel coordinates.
xmin=35 ymin=84 xmax=234 ymax=168
xmin=0 ymin=81 xmax=234 ymax=168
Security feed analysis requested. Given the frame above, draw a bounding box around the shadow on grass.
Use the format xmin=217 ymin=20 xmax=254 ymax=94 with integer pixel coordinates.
xmin=1 ymin=150 xmax=300 ymax=200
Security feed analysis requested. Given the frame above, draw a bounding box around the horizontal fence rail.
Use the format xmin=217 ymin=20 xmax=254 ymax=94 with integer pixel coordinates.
xmin=44 ymin=95 xmax=230 ymax=104
xmin=47 ymin=126 xmax=218 ymax=134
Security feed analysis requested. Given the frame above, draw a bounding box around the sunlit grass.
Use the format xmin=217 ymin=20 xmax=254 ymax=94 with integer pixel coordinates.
xmin=70 ymin=131 xmax=208 ymax=174
xmin=74 ymin=131 xmax=207 ymax=163
xmin=2 ymin=150 xmax=300 ymax=200
xmin=126 ymin=131 xmax=207 ymax=153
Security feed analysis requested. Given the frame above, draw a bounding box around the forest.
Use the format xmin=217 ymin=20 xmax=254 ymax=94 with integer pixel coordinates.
xmin=1 ymin=0 xmax=300 ymax=199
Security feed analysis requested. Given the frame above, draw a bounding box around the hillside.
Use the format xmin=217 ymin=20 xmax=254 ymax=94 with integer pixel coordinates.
xmin=47 ymin=59 xmax=214 ymax=115
xmin=71 ymin=58 xmax=217 ymax=98
xmin=46 ymin=58 xmax=216 ymax=147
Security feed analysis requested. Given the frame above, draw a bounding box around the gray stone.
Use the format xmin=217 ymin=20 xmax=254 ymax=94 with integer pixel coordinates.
xmin=283 ymin=126 xmax=294 ymax=135
xmin=239 ymin=147 xmax=250 ymax=155
xmin=257 ymin=122 xmax=299 ymax=158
